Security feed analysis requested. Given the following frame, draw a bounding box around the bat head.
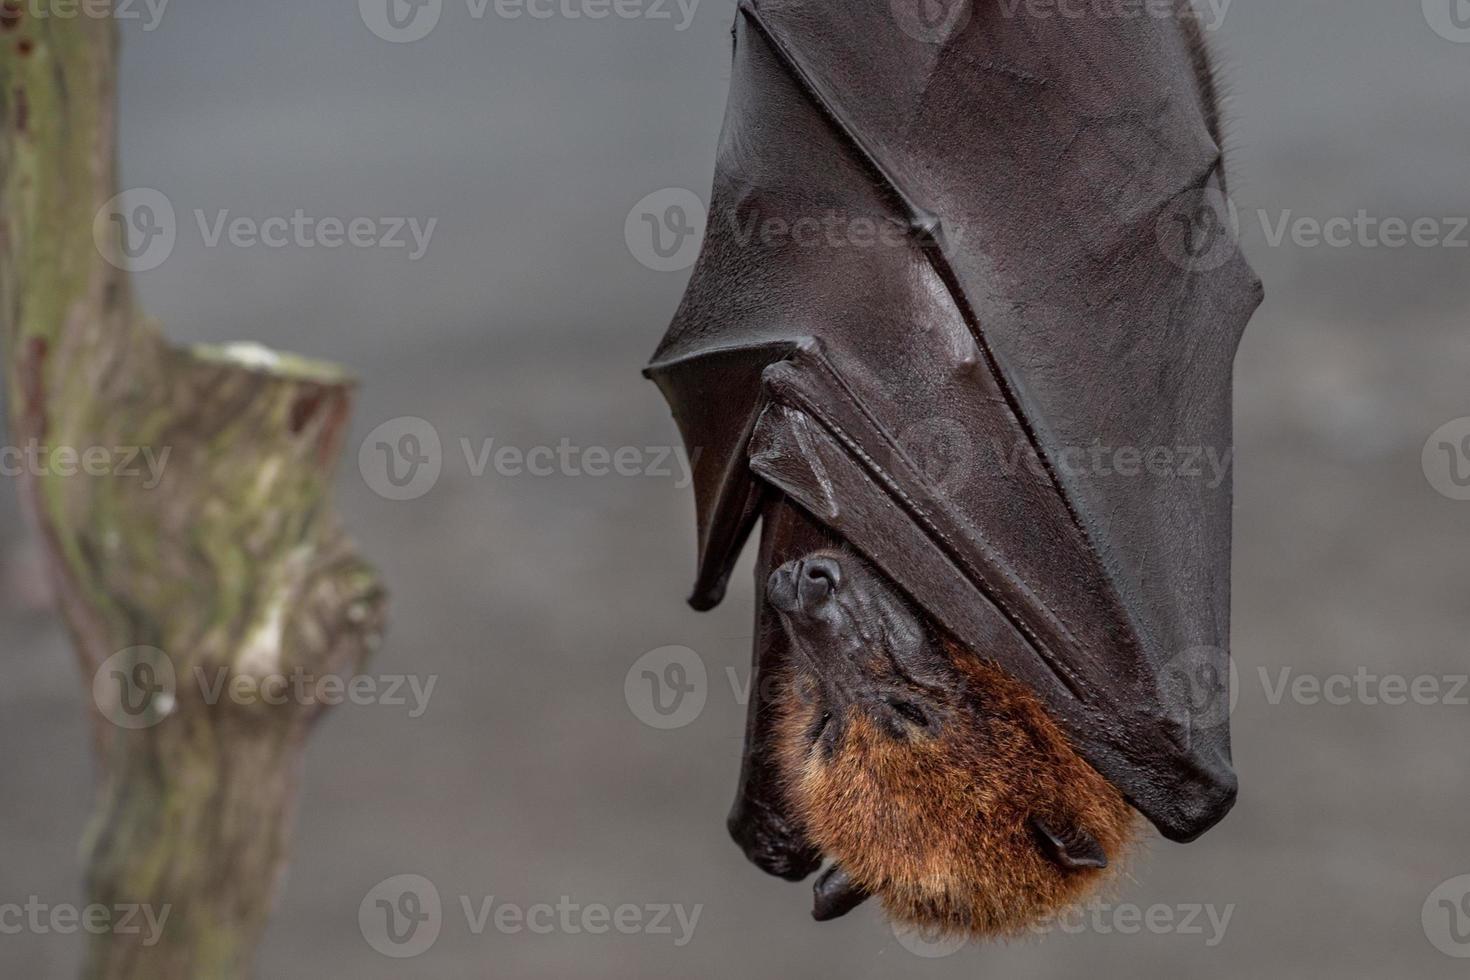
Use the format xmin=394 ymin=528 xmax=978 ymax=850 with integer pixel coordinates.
xmin=766 ymin=549 xmax=953 ymax=752
xmin=767 ymin=548 xmax=1141 ymax=937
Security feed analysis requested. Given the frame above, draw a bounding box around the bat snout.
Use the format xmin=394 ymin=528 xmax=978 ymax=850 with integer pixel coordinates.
xmin=767 ymin=556 xmax=843 ymax=617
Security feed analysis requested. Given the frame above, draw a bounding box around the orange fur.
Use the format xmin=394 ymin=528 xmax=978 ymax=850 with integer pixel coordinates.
xmin=775 ymin=638 xmax=1141 ymax=937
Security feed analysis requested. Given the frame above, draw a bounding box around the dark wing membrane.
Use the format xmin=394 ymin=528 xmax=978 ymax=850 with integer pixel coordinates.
xmin=647 ymin=0 xmax=1261 ymax=842
xmin=646 ymin=341 xmax=798 ymax=609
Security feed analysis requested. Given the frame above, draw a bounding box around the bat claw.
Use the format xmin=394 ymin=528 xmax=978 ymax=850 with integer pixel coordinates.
xmin=812 ymin=863 xmax=870 ymax=922
xmin=1031 ymin=817 xmax=1108 ymax=870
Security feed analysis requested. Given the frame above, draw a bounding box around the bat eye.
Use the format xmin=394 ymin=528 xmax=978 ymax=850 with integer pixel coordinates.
xmin=883 ymin=697 xmax=934 ymax=733
xmin=809 ymin=710 xmax=832 ymax=744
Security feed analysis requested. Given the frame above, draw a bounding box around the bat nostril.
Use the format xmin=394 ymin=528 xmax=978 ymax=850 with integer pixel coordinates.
xmin=793 ymin=556 xmax=841 ymax=609
xmin=766 ymin=565 xmax=801 ymax=612
xmin=802 ymin=557 xmax=841 ymax=591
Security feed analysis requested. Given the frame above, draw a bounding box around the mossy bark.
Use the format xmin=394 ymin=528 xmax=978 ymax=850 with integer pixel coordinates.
xmin=0 ymin=8 xmax=386 ymax=979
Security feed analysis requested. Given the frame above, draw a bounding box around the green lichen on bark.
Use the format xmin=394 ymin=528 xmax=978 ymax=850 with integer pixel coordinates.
xmin=1 ymin=9 xmax=386 ymax=980
xmin=0 ymin=3 xmax=110 ymax=363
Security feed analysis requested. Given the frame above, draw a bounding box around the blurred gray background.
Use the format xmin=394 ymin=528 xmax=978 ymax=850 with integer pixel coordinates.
xmin=3 ymin=0 xmax=1469 ymax=976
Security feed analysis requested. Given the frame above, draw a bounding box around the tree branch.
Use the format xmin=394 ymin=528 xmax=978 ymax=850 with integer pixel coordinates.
xmin=1 ymin=9 xmax=386 ymax=979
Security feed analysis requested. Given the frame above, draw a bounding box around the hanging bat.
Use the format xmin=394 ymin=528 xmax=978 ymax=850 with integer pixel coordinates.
xmin=644 ymin=0 xmax=1262 ymax=935
xmin=768 ymin=546 xmax=1138 ymax=933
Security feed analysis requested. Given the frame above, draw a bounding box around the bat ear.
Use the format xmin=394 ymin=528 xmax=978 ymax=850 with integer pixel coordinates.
xmin=1031 ymin=817 xmax=1109 ymax=870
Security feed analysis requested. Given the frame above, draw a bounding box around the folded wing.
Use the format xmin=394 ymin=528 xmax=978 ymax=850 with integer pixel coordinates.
xmin=646 ymin=0 xmax=1261 ymax=842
